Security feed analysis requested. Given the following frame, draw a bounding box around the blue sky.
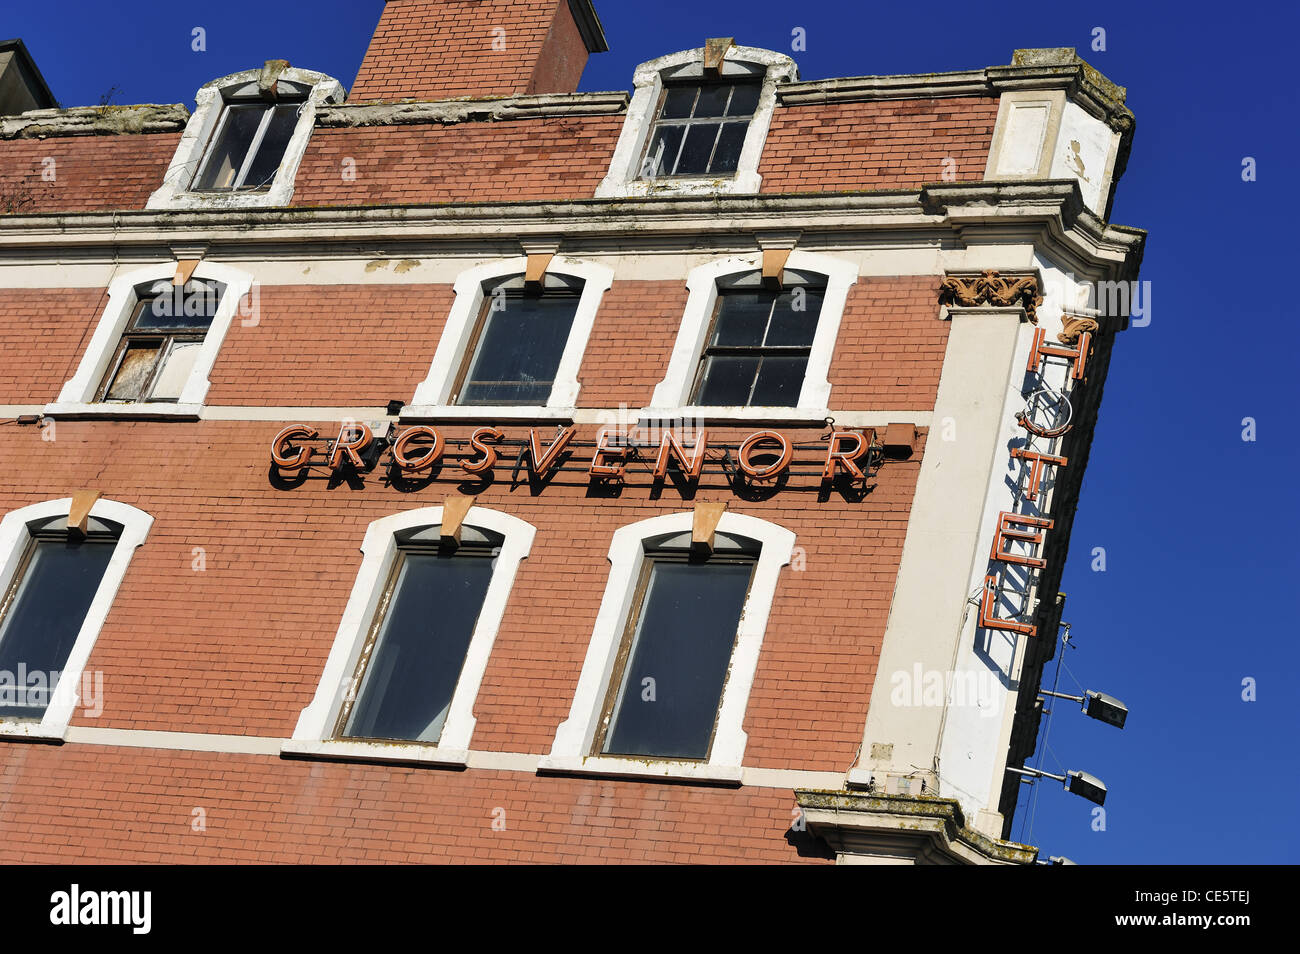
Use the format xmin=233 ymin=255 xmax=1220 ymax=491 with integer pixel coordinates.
xmin=8 ymin=0 xmax=1298 ymax=863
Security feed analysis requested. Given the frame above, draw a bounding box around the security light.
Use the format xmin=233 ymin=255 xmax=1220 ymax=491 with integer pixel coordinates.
xmin=1007 ymin=766 xmax=1108 ymax=806
xmin=1066 ymin=770 xmax=1107 ymax=806
xmin=1084 ymin=690 xmax=1128 ymax=729
xmin=1040 ymin=688 xmax=1129 ymax=729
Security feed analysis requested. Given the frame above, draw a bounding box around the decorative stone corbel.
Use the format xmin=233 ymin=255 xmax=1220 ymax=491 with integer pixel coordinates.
xmin=938 ymin=270 xmax=1043 ymax=324
xmin=1058 ymin=314 xmax=1100 ymax=344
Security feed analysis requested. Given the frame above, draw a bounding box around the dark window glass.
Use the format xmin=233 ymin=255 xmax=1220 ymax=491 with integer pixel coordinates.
xmin=0 ymin=535 xmax=114 ymax=719
xmin=601 ymin=558 xmax=754 ymax=760
xmin=240 ymin=104 xmax=301 ymax=189
xmin=660 ymin=86 xmax=696 ymax=119
xmin=455 ymin=287 xmax=580 ymax=406
xmin=192 ymin=105 xmax=265 ymax=191
xmin=644 ymin=125 xmax=684 ymax=178
xmin=695 ymin=355 xmax=759 ymax=406
xmin=640 ymin=81 xmax=760 ymax=179
xmin=712 ymin=122 xmax=748 ymax=173
xmin=98 ymin=282 xmax=221 ymax=404
xmin=676 ymin=124 xmax=720 ymax=175
xmin=341 ymin=548 xmax=495 ymax=744
xmin=694 ymin=84 xmax=730 ymax=118
xmin=193 ymin=100 xmax=303 ymax=192
xmin=691 ymin=286 xmax=825 ymax=407
xmin=726 ymin=83 xmax=761 ymax=116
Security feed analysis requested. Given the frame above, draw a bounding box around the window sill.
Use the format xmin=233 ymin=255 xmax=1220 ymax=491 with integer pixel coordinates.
xmin=536 ymin=754 xmax=743 ymax=786
xmin=44 ymin=402 xmax=202 ymax=421
xmin=598 ymin=171 xmax=761 ymax=199
xmin=400 ymin=405 xmax=576 ymax=424
xmin=280 ymin=738 xmax=469 ymax=769
xmin=0 ymin=720 xmax=65 ymax=743
xmin=637 ymin=406 xmax=832 ymax=427
xmin=147 ymin=188 xmax=292 ymax=212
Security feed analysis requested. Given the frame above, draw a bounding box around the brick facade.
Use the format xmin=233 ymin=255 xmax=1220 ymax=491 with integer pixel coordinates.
xmin=0 ymin=133 xmax=180 ymax=213
xmin=0 ymin=1 xmax=1141 ymax=865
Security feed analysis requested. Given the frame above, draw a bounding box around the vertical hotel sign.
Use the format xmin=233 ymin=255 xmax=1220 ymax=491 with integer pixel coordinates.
xmin=979 ymin=308 xmax=1096 ymax=638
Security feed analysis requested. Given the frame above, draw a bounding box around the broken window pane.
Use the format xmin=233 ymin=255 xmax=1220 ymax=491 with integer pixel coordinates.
xmin=342 ymin=549 xmax=495 ymax=744
xmin=0 ymin=536 xmax=114 ymax=719
xmin=98 ymin=281 xmax=222 ymax=403
xmin=602 ymin=559 xmax=753 ymax=760
xmin=457 ymin=290 xmax=580 ymax=406
xmin=148 ymin=341 xmax=203 ymax=401
xmin=104 ymin=342 xmax=162 ymax=402
xmin=644 ymin=125 xmax=684 ymax=178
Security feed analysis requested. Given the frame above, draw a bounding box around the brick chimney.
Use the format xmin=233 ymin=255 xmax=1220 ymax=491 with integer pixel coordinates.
xmin=349 ymin=0 xmax=608 ymax=102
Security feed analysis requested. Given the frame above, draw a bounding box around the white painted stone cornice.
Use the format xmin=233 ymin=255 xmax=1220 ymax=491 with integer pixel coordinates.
xmin=0 ymin=183 xmax=1145 ymax=280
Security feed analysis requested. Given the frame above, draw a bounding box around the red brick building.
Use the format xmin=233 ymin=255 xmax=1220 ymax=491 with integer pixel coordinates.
xmin=0 ymin=1 xmax=1143 ymax=863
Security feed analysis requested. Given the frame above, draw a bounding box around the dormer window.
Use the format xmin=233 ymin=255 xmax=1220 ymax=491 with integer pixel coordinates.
xmin=192 ymin=99 xmax=304 ymax=192
xmin=596 ymin=44 xmax=796 ymax=198
xmin=146 ymin=66 xmax=343 ymax=211
xmin=642 ymin=81 xmax=760 ymax=179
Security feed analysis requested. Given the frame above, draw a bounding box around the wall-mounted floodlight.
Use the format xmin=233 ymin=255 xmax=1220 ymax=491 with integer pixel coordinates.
xmin=1036 ymin=855 xmax=1078 ymax=865
xmin=1007 ymin=766 xmax=1108 ymax=806
xmin=1040 ymin=688 xmax=1128 ymax=729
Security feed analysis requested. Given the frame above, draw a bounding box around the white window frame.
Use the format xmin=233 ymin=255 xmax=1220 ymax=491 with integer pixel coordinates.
xmin=595 ymin=45 xmax=797 ymax=199
xmin=642 ymin=250 xmax=860 ymax=424
xmin=540 ymin=510 xmax=795 ymax=783
xmin=0 ymin=498 xmax=152 ymax=742
xmin=146 ymin=67 xmax=343 ymax=211
xmin=284 ymin=505 xmax=536 ymax=768
xmin=46 ymin=262 xmax=254 ymax=419
xmin=406 ymin=256 xmax=614 ymax=421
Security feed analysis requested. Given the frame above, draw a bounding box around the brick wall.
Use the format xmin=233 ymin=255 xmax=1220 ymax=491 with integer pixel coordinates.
xmin=349 ymin=0 xmax=589 ymax=102
xmin=0 ymin=419 xmax=921 ymax=757
xmin=2 ymin=277 xmax=948 ymax=412
xmin=205 ymin=284 xmax=456 ymax=407
xmin=0 ymin=134 xmax=179 ymax=213
xmin=0 ymin=745 xmax=833 ymax=863
xmin=829 ymin=276 xmax=950 ymax=410
xmin=0 ymin=287 xmax=106 ymax=403
xmin=759 ymin=97 xmax=999 ymax=193
xmin=290 ymin=117 xmax=623 ymax=207
xmin=0 ymin=98 xmax=1001 ymax=213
